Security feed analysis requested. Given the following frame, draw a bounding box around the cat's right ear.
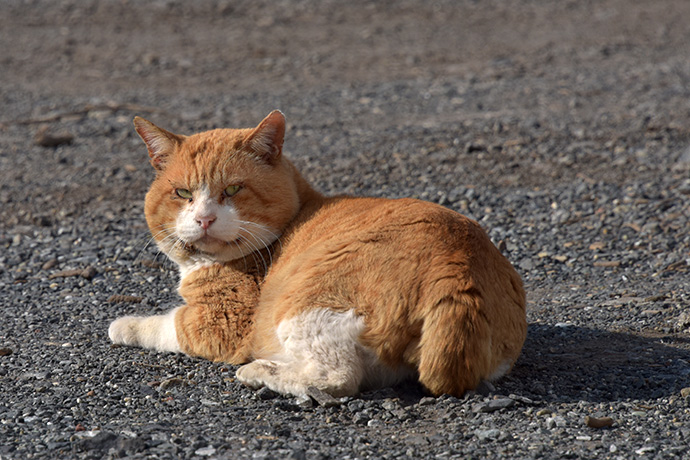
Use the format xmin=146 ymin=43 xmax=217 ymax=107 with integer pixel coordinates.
xmin=133 ymin=117 xmax=184 ymax=171
xmin=246 ymin=110 xmax=286 ymax=164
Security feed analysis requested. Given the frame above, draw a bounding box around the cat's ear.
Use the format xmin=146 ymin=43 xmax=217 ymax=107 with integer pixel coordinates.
xmin=246 ymin=110 xmax=285 ymax=164
xmin=133 ymin=117 xmax=184 ymax=171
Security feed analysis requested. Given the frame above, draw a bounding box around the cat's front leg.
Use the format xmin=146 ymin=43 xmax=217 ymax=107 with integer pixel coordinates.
xmin=108 ymin=307 xmax=181 ymax=353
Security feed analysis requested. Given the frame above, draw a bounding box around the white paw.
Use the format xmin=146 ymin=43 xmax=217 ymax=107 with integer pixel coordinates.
xmin=108 ymin=316 xmax=143 ymax=346
xmin=236 ymin=359 xmax=280 ymax=390
xmin=108 ymin=309 xmax=181 ymax=352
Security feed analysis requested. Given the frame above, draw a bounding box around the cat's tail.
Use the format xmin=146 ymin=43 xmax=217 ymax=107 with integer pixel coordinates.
xmin=415 ymin=283 xmax=525 ymax=396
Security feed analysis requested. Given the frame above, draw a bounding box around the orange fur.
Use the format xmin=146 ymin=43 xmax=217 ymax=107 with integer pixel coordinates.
xmin=250 ymin=197 xmax=526 ymax=395
xmin=115 ymin=110 xmax=527 ymax=397
xmin=175 ymin=262 xmax=260 ymax=363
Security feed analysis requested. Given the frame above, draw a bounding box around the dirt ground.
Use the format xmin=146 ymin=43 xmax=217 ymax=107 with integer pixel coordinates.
xmin=2 ymin=1 xmax=690 ymax=458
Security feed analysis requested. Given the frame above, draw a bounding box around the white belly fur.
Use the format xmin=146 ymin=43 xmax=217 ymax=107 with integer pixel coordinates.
xmin=236 ymin=308 xmax=413 ymax=397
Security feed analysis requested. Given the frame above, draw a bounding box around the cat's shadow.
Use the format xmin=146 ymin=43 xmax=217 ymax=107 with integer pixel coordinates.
xmin=503 ymin=323 xmax=690 ymax=403
xmin=362 ymin=324 xmax=690 ymax=404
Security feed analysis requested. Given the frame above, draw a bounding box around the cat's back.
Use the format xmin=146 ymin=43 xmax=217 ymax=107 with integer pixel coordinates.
xmin=262 ymin=196 xmax=519 ymax=307
xmin=281 ymin=196 xmax=492 ymax=260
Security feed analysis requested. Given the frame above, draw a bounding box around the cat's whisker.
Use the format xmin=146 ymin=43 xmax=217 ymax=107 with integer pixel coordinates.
xmin=232 ymin=239 xmax=249 ymax=272
xmin=155 ymin=229 xmax=180 ymax=247
xmin=240 ymin=225 xmax=277 ymax=263
xmin=133 ymin=222 xmax=175 ymax=246
xmin=237 ymin=227 xmax=274 ymax=267
xmin=155 ymin=231 xmax=187 ymax=260
xmin=237 ymin=220 xmax=283 ymax=252
xmin=240 ymin=235 xmax=268 ymax=274
xmin=237 ymin=234 xmax=269 ymax=275
xmin=134 ymin=224 xmax=177 ymax=265
xmin=236 ymin=236 xmax=262 ymax=273
xmin=236 ymin=220 xmax=284 ymax=261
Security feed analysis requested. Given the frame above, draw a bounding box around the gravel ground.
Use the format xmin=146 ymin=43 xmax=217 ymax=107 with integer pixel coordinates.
xmin=2 ymin=1 xmax=690 ymax=458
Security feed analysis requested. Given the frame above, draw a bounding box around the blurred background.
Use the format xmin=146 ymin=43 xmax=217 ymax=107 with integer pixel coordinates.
xmin=3 ymin=0 xmax=689 ymax=198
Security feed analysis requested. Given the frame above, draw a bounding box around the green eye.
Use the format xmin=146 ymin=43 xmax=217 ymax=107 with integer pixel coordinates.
xmin=224 ymin=184 xmax=241 ymax=197
xmin=176 ymin=188 xmax=193 ymax=200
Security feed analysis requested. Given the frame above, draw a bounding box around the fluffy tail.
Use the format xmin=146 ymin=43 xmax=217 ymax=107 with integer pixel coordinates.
xmin=417 ymin=255 xmax=527 ymax=396
xmin=416 ymin=291 xmax=494 ymax=396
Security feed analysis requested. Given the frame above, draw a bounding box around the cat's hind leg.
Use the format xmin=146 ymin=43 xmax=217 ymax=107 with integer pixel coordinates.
xmin=108 ymin=307 xmax=181 ymax=353
xmin=237 ymin=309 xmax=383 ymax=398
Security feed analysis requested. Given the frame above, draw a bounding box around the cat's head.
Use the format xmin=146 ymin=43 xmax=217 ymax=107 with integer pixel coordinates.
xmin=134 ymin=111 xmax=301 ymax=271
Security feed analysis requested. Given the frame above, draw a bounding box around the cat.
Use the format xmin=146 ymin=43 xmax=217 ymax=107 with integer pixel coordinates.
xmin=108 ymin=110 xmax=527 ymax=398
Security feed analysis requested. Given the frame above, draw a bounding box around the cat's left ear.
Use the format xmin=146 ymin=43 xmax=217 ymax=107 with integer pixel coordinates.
xmin=246 ymin=110 xmax=285 ymax=164
xmin=133 ymin=117 xmax=184 ymax=171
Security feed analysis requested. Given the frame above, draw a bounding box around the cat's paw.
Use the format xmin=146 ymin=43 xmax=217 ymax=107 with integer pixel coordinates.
xmin=236 ymin=359 xmax=277 ymax=390
xmin=108 ymin=316 xmax=143 ymax=346
xmin=107 ymin=309 xmax=181 ymax=352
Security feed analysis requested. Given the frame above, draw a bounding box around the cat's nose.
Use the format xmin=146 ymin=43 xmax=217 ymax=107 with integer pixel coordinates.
xmin=196 ymin=215 xmax=216 ymax=230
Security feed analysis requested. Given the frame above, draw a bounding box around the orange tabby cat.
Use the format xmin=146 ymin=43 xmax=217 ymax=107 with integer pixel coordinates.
xmin=109 ymin=111 xmax=527 ymax=397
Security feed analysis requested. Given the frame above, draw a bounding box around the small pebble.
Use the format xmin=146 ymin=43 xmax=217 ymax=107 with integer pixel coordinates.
xmin=585 ymin=416 xmax=614 ymax=428
xmin=475 ymin=429 xmax=501 ymax=441
xmin=80 ymin=266 xmax=98 ymax=280
xmin=34 ymin=127 xmax=74 ymax=147
xmin=418 ymin=397 xmax=436 ymax=406
xmin=296 ymin=396 xmax=314 ymax=410
xmin=306 ymin=386 xmax=340 ymax=407
xmin=158 ymin=378 xmax=187 ymax=390
xmin=42 ymin=259 xmax=58 ymax=271
xmin=257 ymin=387 xmax=278 ymax=400
xmin=194 ymin=446 xmax=216 ymax=457
xmin=509 ymin=394 xmax=535 ymax=405
xmin=546 ymin=416 xmax=567 ymax=429
xmin=473 ymin=398 xmax=515 ymax=413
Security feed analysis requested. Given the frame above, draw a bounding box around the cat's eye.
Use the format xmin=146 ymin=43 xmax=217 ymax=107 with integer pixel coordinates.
xmin=175 ymin=188 xmax=193 ymax=200
xmin=224 ymin=184 xmax=241 ymax=197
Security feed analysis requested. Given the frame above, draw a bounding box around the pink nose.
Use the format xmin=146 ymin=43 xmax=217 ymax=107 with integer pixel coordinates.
xmin=197 ymin=215 xmax=216 ymax=230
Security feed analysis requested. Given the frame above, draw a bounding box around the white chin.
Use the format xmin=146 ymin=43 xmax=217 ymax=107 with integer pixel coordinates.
xmin=196 ymin=235 xmax=228 ymax=248
xmin=190 ymin=240 xmax=228 ymax=256
xmin=198 ymin=239 xmax=249 ymax=261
